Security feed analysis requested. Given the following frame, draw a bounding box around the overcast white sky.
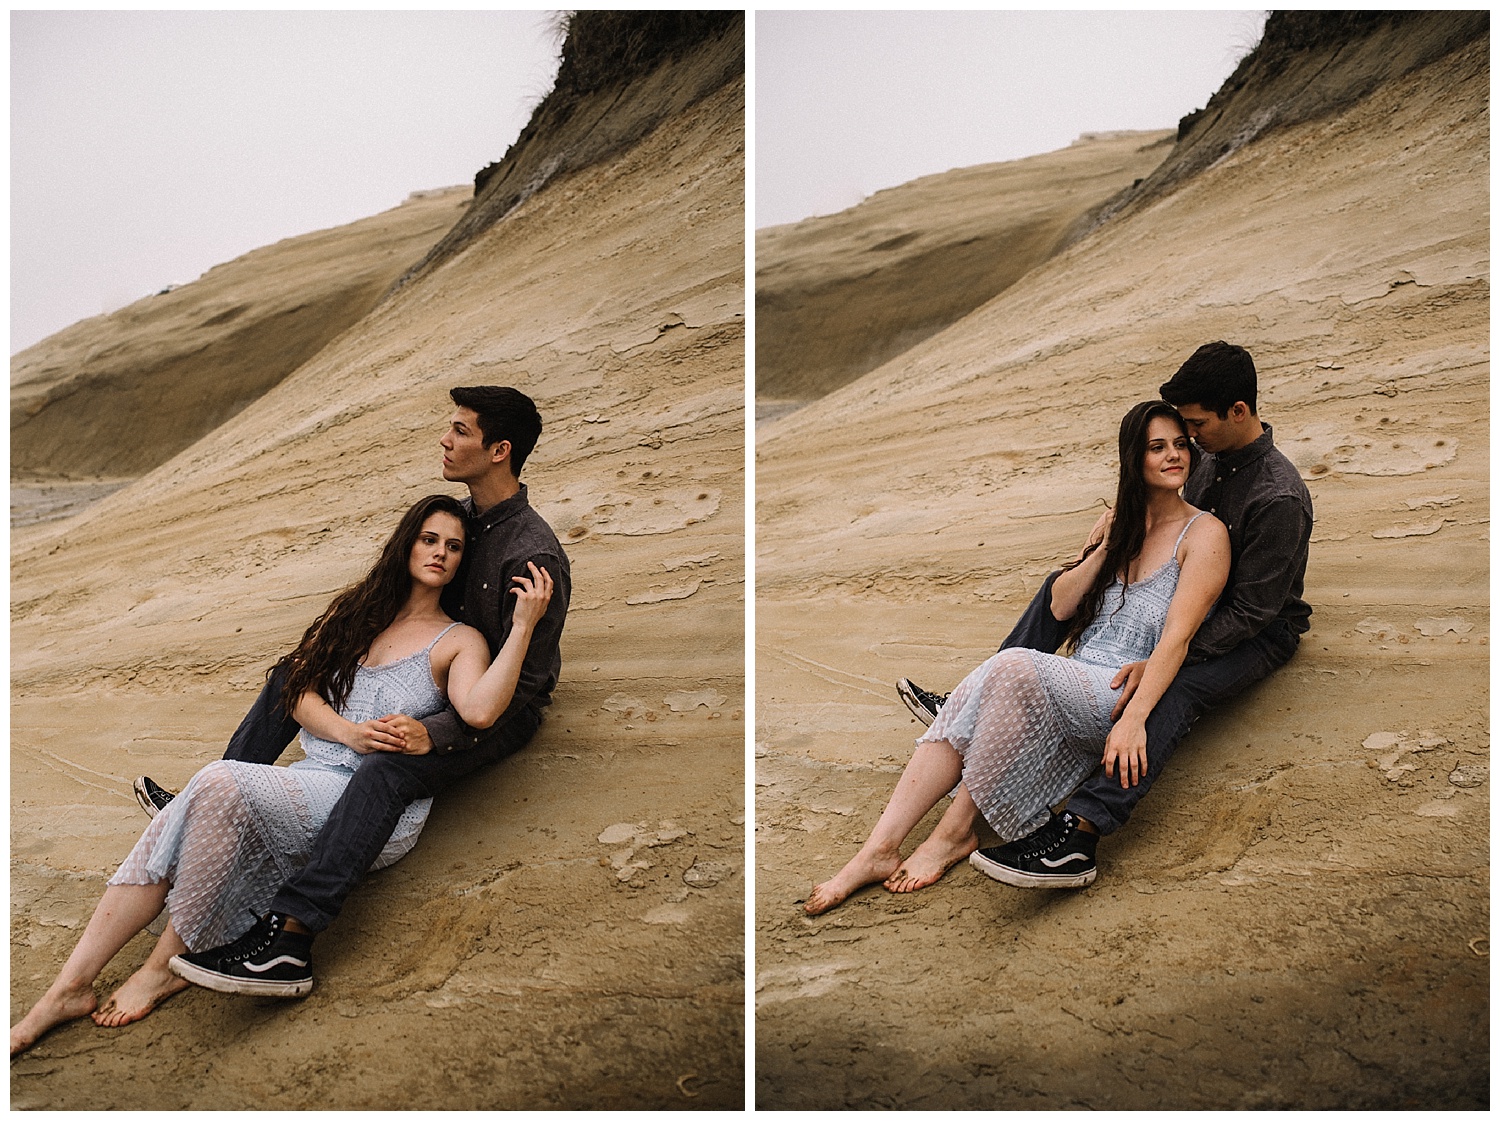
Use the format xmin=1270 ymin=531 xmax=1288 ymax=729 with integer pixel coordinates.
xmin=12 ymin=10 xmax=561 ymax=354
xmin=757 ymin=10 xmax=1269 ymax=229
xmin=14 ymin=11 xmax=1272 ymax=354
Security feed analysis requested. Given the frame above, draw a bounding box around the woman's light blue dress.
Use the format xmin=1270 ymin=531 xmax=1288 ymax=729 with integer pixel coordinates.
xmin=919 ymin=515 xmax=1205 ymax=840
xmin=109 ymin=624 xmax=459 ymax=950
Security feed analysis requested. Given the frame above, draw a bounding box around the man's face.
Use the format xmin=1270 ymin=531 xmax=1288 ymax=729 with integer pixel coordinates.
xmin=440 ymin=407 xmax=501 ymax=483
xmin=1175 ymin=402 xmax=1235 ymax=454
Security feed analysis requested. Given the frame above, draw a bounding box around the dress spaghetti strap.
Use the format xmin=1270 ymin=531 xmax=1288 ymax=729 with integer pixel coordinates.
xmin=424 ymin=621 xmax=464 ymax=652
xmin=1172 ymin=511 xmax=1208 ymax=560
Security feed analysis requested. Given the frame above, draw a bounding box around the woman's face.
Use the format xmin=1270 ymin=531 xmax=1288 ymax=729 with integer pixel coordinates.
xmin=409 ymin=511 xmax=466 ymax=588
xmin=1142 ymin=416 xmax=1190 ymax=493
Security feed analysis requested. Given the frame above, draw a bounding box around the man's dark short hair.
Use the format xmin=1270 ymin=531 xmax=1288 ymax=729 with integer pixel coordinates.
xmin=1158 ymin=341 xmax=1257 ymax=418
xmin=449 ymin=386 xmax=543 ymax=474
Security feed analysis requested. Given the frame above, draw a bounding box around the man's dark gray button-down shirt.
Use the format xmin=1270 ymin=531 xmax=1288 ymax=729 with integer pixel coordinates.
xmin=1183 ymin=423 xmax=1313 ymax=661
xmin=423 ymin=483 xmax=571 ymax=754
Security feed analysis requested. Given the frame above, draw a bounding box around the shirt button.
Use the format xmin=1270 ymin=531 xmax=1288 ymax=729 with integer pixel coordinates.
xmin=482 ymin=583 xmax=488 ymax=589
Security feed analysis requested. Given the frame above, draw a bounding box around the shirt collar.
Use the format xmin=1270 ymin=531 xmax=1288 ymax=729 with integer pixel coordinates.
xmin=465 ymin=483 xmax=530 ymax=533
xmin=1211 ymin=423 xmax=1274 ymax=471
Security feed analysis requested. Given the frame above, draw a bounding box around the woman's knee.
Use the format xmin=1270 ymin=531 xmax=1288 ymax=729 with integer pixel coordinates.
xmin=186 ymin=760 xmax=237 ymax=798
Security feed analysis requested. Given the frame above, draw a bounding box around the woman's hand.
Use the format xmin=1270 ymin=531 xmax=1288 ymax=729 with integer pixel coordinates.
xmin=510 ymin=562 xmax=554 ymax=630
xmin=375 ymin=714 xmax=433 ymax=755
xmin=1087 ymin=506 xmax=1115 ymax=549
xmin=1102 ymin=716 xmax=1148 ymax=789
xmin=343 ymin=718 xmax=408 ymax=754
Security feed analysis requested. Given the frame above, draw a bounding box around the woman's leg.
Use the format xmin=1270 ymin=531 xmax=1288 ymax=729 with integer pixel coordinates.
xmin=805 ymin=739 xmax=963 ymax=915
xmin=92 ymin=917 xmax=191 ymax=1028
xmin=884 ymin=781 xmax=982 ymax=893
xmin=11 ymin=882 xmax=168 ymax=1056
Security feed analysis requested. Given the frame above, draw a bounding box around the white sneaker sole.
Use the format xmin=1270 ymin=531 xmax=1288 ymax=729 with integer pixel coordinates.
xmin=896 ymin=679 xmax=938 ymax=726
xmin=169 ymin=954 xmax=314 ymax=997
xmin=968 ymin=848 xmax=1097 ymax=889
xmin=133 ymin=777 xmax=167 ymax=819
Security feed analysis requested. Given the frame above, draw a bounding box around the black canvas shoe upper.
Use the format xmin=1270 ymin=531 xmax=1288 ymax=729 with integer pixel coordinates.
xmin=134 ymin=775 xmax=176 ymax=818
xmin=897 ymin=678 xmax=950 ymax=724
xmin=176 ymin=912 xmax=314 ymax=986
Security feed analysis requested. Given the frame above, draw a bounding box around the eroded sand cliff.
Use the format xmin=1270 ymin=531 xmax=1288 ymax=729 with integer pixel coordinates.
xmin=755 ymin=130 xmax=1173 ymax=409
xmin=11 ymin=19 xmax=745 ymax=1110
xmin=756 ymin=18 xmax=1486 ymax=1109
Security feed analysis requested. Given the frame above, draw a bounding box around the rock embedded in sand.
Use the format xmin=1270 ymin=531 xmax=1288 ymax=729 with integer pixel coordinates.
xmin=1404 ymin=494 xmax=1462 ymax=510
xmin=1372 ymin=517 xmax=1446 ymax=538
xmin=1364 ymin=730 xmax=1447 ymax=781
xmin=1448 ymin=764 xmax=1486 ymax=789
xmin=627 ymin=580 xmax=703 ymax=605
xmin=664 ymin=689 xmax=728 ymax=712
xmin=683 ymin=860 xmax=734 ymax=888
xmin=598 ymin=822 xmax=642 ymax=845
xmin=1414 ymin=617 xmax=1474 ymax=636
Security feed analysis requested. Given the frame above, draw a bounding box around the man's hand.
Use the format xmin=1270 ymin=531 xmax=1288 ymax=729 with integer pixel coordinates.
xmin=1102 ymin=718 xmax=1148 ymax=789
xmin=378 ymin=714 xmax=433 ymax=755
xmin=345 ymin=718 xmax=407 ymax=754
xmin=1108 ymin=660 xmax=1148 ymax=721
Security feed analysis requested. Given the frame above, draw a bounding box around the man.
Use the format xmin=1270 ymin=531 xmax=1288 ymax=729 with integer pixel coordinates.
xmin=134 ymin=386 xmax=570 ymax=993
xmin=896 ymin=342 xmax=1312 ymax=888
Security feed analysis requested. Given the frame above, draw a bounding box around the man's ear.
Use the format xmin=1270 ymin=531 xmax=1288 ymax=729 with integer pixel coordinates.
xmin=1228 ymin=401 xmax=1250 ymax=421
xmin=489 ymin=439 xmax=513 ymax=467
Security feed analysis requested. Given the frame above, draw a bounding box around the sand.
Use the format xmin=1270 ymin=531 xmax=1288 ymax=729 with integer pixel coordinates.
xmin=754 ymin=32 xmax=1487 ymax=1110
xmin=11 ymin=55 xmax=745 ymax=1117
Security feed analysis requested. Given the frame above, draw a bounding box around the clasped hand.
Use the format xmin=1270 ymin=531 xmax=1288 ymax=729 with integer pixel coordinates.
xmin=346 ymin=713 xmax=433 ymax=755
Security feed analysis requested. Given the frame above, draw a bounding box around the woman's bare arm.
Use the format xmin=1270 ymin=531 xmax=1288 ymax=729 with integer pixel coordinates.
xmin=1049 ymin=508 xmax=1115 ymax=622
xmin=443 ymin=562 xmax=554 ymax=730
xmin=291 ymin=690 xmax=406 ymax=753
xmin=1101 ymin=516 xmax=1231 ymax=786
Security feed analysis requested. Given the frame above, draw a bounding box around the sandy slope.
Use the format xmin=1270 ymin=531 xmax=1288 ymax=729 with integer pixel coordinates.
xmin=755 ymin=131 xmax=1172 ymax=408
xmin=755 ymin=36 xmax=1487 ymax=1109
xmin=12 ymin=186 xmax=471 ymax=481
xmin=11 ymin=70 xmax=745 ymax=1113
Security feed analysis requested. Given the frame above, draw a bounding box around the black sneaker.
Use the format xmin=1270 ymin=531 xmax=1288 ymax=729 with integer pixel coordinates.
xmin=133 ymin=776 xmax=176 ymax=819
xmin=170 ymin=913 xmax=315 ymax=997
xmin=896 ymin=678 xmax=948 ymax=726
xmin=969 ymin=812 xmax=1098 ymax=888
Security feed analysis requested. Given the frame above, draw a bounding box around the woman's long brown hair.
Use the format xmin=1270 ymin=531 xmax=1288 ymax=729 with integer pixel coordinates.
xmin=274 ymin=494 xmax=468 ymax=716
xmin=1060 ymin=401 xmax=1190 ymax=652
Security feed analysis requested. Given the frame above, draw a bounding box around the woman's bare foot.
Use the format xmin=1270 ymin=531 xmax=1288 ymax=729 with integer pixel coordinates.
xmin=11 ymin=983 xmax=97 ymax=1057
xmin=884 ymin=828 xmax=979 ymax=893
xmin=805 ymin=848 xmax=902 ymax=916
xmin=92 ymin=962 xmax=190 ymax=1028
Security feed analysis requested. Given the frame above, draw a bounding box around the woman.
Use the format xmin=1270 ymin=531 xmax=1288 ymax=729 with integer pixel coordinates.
xmin=11 ymin=494 xmax=553 ymax=1055
xmin=805 ymin=401 xmax=1230 ymax=915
